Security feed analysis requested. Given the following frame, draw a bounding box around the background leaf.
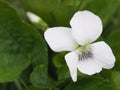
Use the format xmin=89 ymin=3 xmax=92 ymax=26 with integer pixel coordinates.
xmin=19 ymin=0 xmax=82 ymax=26
xmin=65 ymin=76 xmax=111 ymax=90
xmin=106 ymin=30 xmax=120 ymax=70
xmin=79 ymin=0 xmax=120 ymax=27
xmin=0 ymin=0 xmax=120 ymax=90
xmin=53 ymin=52 xmax=70 ymax=80
xmin=30 ymin=65 xmax=53 ymax=88
xmin=111 ymin=71 xmax=120 ymax=90
xmin=0 ymin=1 xmax=47 ymax=82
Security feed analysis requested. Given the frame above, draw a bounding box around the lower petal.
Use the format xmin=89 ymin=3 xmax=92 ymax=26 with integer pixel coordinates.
xmin=78 ymin=59 xmax=102 ymax=75
xmin=65 ymin=51 xmax=78 ymax=82
xmin=90 ymin=41 xmax=115 ymax=69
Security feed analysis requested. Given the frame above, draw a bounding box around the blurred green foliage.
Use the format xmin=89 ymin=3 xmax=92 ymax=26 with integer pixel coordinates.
xmin=0 ymin=0 xmax=120 ymax=90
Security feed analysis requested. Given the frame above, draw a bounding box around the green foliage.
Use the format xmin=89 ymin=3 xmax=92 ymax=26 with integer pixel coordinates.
xmin=53 ymin=53 xmax=70 ymax=80
xmin=0 ymin=0 xmax=47 ymax=83
xmin=19 ymin=0 xmax=82 ymax=26
xmin=106 ymin=30 xmax=120 ymax=70
xmin=65 ymin=76 xmax=111 ymax=90
xmin=79 ymin=0 xmax=120 ymax=26
xmin=111 ymin=71 xmax=120 ymax=90
xmin=0 ymin=0 xmax=119 ymax=90
xmin=30 ymin=65 xmax=54 ymax=88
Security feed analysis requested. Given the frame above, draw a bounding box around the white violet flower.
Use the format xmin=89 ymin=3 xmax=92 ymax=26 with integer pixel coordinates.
xmin=44 ymin=10 xmax=115 ymax=82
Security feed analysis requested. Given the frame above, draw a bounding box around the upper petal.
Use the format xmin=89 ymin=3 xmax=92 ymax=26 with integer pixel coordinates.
xmin=65 ymin=51 xmax=78 ymax=82
xmin=77 ymin=59 xmax=102 ymax=75
xmin=90 ymin=41 xmax=115 ymax=69
xmin=44 ymin=27 xmax=78 ymax=52
xmin=70 ymin=10 xmax=103 ymax=45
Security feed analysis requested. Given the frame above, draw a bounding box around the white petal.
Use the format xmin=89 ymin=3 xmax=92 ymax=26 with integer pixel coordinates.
xmin=70 ymin=10 xmax=103 ymax=45
xmin=65 ymin=51 xmax=78 ymax=82
xmin=44 ymin=27 xmax=78 ymax=52
xmin=78 ymin=59 xmax=102 ymax=75
xmin=90 ymin=41 xmax=115 ymax=69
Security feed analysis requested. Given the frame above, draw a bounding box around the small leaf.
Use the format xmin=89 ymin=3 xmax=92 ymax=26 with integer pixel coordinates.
xmin=111 ymin=71 xmax=120 ymax=90
xmin=53 ymin=52 xmax=66 ymax=68
xmin=106 ymin=30 xmax=120 ymax=70
xmin=30 ymin=65 xmax=54 ymax=88
xmin=57 ymin=66 xmax=70 ymax=80
xmin=53 ymin=53 xmax=70 ymax=80
xmin=65 ymin=76 xmax=111 ymax=90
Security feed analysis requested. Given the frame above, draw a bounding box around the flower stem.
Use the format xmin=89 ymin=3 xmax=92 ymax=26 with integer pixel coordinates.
xmin=19 ymin=78 xmax=28 ymax=89
xmin=76 ymin=0 xmax=84 ymax=11
xmin=14 ymin=80 xmax=23 ymax=90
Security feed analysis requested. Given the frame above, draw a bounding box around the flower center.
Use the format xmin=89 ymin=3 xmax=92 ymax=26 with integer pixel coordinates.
xmin=76 ymin=45 xmax=92 ymax=61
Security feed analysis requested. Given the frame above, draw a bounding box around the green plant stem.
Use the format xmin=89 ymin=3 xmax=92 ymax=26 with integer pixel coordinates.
xmin=19 ymin=78 xmax=28 ymax=89
xmin=14 ymin=80 xmax=23 ymax=90
xmin=76 ymin=0 xmax=84 ymax=11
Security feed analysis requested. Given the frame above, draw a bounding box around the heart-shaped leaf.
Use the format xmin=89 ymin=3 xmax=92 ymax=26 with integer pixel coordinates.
xmin=0 ymin=1 xmax=48 ymax=82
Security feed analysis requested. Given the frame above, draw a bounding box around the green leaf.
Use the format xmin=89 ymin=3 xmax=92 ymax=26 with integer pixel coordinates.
xmin=53 ymin=52 xmax=66 ymax=68
xmin=53 ymin=53 xmax=70 ymax=80
xmin=19 ymin=0 xmax=82 ymax=26
xmin=105 ymin=30 xmax=120 ymax=70
xmin=1 ymin=0 xmax=27 ymax=20
xmin=80 ymin=0 xmax=119 ymax=27
xmin=56 ymin=66 xmax=70 ymax=80
xmin=65 ymin=76 xmax=111 ymax=90
xmin=111 ymin=71 xmax=120 ymax=90
xmin=26 ymin=86 xmax=47 ymax=90
xmin=0 ymin=1 xmax=47 ymax=82
xmin=26 ymin=86 xmax=60 ymax=90
xmin=30 ymin=65 xmax=54 ymax=88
